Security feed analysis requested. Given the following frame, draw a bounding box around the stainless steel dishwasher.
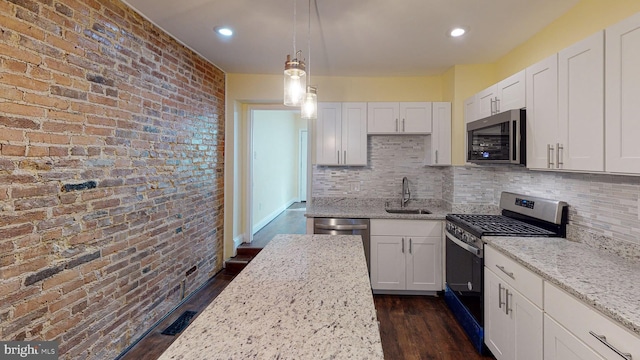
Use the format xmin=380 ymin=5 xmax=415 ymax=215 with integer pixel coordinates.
xmin=313 ymin=218 xmax=370 ymax=273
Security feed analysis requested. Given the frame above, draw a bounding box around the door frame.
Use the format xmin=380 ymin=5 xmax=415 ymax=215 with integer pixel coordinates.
xmin=299 ymin=129 xmax=308 ymax=202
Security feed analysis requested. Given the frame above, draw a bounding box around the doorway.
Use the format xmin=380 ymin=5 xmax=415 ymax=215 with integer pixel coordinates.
xmin=246 ymin=107 xmax=309 ymax=244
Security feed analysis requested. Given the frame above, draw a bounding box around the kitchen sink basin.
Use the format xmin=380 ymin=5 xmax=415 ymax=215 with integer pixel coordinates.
xmin=385 ymin=208 xmax=432 ymax=214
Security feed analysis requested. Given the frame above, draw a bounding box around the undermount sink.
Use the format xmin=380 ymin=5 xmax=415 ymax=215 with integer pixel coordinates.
xmin=385 ymin=208 xmax=432 ymax=214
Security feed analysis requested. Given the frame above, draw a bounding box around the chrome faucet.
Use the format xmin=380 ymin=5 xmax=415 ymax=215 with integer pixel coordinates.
xmin=402 ymin=177 xmax=411 ymax=207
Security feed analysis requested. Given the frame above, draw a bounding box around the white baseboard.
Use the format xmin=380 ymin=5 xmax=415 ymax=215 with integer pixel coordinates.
xmin=252 ymin=198 xmax=297 ymax=234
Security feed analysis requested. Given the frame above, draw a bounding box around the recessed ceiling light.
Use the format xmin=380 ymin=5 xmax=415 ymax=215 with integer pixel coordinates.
xmin=215 ymin=27 xmax=233 ymax=37
xmin=450 ymin=27 xmax=466 ymax=37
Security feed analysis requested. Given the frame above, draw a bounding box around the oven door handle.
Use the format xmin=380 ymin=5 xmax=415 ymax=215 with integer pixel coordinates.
xmin=445 ymin=231 xmax=482 ymax=257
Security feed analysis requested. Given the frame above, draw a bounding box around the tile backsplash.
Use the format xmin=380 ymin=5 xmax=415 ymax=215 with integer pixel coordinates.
xmin=313 ymin=141 xmax=640 ymax=258
xmin=312 ymin=135 xmax=447 ymax=200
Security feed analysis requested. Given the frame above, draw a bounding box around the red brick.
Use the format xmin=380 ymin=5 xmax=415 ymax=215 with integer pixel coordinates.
xmin=27 ymin=133 xmax=70 ymax=144
xmin=42 ymin=269 xmax=80 ymax=290
xmin=2 ymin=103 xmax=45 ymax=117
xmin=24 ymin=93 xmax=70 ymax=110
xmin=1 ymin=144 xmax=27 ymax=156
xmin=14 ymin=291 xmax=60 ymax=318
xmin=0 ymin=128 xmax=25 ymax=142
xmin=0 ymin=85 xmax=25 ymax=101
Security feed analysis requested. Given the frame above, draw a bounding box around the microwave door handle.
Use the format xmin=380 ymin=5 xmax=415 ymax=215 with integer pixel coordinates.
xmin=510 ymin=119 xmax=517 ymax=163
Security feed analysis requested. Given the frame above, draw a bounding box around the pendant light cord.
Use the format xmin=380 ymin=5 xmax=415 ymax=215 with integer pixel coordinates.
xmin=307 ymin=0 xmax=311 ymax=84
xmin=292 ymin=0 xmax=297 ymax=57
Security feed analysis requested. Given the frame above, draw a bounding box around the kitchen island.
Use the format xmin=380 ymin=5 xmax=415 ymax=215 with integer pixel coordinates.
xmin=158 ymin=234 xmax=384 ymax=360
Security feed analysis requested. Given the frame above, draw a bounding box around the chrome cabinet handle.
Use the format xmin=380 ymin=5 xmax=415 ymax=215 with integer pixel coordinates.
xmin=395 ymin=119 xmax=398 ymax=132
xmin=402 ymin=118 xmax=405 ymax=132
xmin=496 ymin=265 xmax=515 ymax=280
xmin=435 ymin=150 xmax=439 ymax=164
xmin=337 ymin=150 xmax=340 ymax=164
xmin=490 ymin=98 xmax=495 ymax=115
xmin=343 ymin=150 xmax=346 ymax=164
xmin=409 ymin=238 xmax=412 ymax=254
xmin=505 ymin=288 xmax=512 ymax=315
xmin=401 ymin=237 xmax=405 ymax=253
xmin=547 ymin=144 xmax=555 ymax=168
xmin=498 ymin=283 xmax=505 ymax=309
xmin=557 ymin=143 xmax=563 ymax=169
xmin=495 ymin=97 xmax=500 ymax=113
xmin=589 ymin=331 xmax=632 ymax=360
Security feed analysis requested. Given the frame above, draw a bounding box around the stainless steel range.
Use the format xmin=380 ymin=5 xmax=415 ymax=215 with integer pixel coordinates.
xmin=444 ymin=192 xmax=568 ymax=354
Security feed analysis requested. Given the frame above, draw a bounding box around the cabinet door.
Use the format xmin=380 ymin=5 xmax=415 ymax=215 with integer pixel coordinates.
xmin=544 ymin=315 xmax=605 ymax=360
xmin=406 ymin=236 xmax=441 ymax=291
xmin=559 ymin=31 xmax=604 ymax=172
xmin=316 ymin=102 xmax=342 ymax=165
xmin=497 ymin=70 xmax=526 ymax=112
xmin=367 ymin=102 xmax=399 ymax=134
xmin=400 ymin=102 xmax=432 ymax=134
xmin=526 ymin=54 xmax=558 ymax=170
xmin=484 ymin=268 xmax=513 ymax=360
xmin=342 ymin=102 xmax=368 ymax=165
xmin=464 ymin=95 xmax=479 ymax=123
xmin=511 ymin=284 xmax=543 ymax=360
xmin=477 ymin=85 xmax=498 ymax=119
xmin=429 ymin=102 xmax=451 ymax=166
xmin=370 ymin=235 xmax=406 ymax=290
xmin=606 ymin=12 xmax=640 ymax=173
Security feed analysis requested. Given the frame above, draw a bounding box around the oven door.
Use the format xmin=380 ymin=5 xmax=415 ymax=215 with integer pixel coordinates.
xmin=445 ymin=230 xmax=483 ymax=326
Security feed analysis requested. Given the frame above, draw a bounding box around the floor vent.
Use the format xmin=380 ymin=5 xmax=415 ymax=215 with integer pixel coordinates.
xmin=161 ymin=310 xmax=197 ymax=336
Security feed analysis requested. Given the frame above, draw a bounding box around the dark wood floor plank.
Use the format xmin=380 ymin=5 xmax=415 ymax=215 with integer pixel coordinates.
xmin=250 ymin=202 xmax=307 ymax=248
xmin=374 ymin=294 xmax=494 ymax=360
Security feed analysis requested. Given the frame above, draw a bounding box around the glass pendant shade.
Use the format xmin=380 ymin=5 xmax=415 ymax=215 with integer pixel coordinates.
xmin=284 ymin=54 xmax=306 ymax=106
xmin=301 ymin=86 xmax=317 ymax=119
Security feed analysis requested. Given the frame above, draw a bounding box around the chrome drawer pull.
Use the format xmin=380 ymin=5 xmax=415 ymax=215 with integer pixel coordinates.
xmin=589 ymin=331 xmax=632 ymax=360
xmin=498 ymin=283 xmax=504 ymax=309
xmin=495 ymin=265 xmax=515 ymax=280
xmin=505 ymin=288 xmax=511 ymax=315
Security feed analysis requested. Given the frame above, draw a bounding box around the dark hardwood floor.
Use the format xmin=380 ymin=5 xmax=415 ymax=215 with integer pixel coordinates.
xmin=374 ymin=295 xmax=495 ymax=360
xmin=249 ymin=201 xmax=307 ymax=248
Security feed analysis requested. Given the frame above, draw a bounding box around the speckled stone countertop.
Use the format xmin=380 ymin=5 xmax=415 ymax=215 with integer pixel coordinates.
xmin=305 ymin=198 xmax=450 ymax=220
xmin=484 ymin=236 xmax=640 ymax=337
xmin=158 ymin=234 xmax=384 ymax=360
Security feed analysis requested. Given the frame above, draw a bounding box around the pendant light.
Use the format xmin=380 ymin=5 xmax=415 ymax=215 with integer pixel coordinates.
xmin=284 ymin=0 xmax=306 ymax=107
xmin=301 ymin=0 xmax=317 ymax=119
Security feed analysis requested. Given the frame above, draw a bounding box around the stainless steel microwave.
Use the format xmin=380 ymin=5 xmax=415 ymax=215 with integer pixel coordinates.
xmin=467 ymin=109 xmax=526 ymax=165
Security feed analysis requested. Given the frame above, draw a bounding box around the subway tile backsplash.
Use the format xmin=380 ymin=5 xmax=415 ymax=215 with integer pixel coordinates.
xmin=313 ymin=139 xmax=640 ymax=258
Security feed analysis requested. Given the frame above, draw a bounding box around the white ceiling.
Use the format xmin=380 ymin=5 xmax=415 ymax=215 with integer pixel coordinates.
xmin=122 ymin=0 xmax=580 ymax=77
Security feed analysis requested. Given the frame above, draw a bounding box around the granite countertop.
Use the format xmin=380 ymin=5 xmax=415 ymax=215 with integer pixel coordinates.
xmin=305 ymin=198 xmax=449 ymax=220
xmin=159 ymin=234 xmax=384 ymax=360
xmin=484 ymin=236 xmax=640 ymax=337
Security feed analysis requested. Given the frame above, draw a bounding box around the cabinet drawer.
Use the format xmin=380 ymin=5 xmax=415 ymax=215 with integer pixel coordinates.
xmin=545 ymin=282 xmax=640 ymax=360
xmin=370 ymin=219 xmax=441 ymax=237
xmin=484 ymin=245 xmax=543 ymax=308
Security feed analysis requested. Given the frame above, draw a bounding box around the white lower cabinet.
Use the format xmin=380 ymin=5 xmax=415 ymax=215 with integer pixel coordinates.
xmin=370 ymin=219 xmax=442 ymax=292
xmin=544 ymin=282 xmax=640 ymax=360
xmin=484 ymin=261 xmax=543 ymax=360
xmin=544 ymin=314 xmax=604 ymax=360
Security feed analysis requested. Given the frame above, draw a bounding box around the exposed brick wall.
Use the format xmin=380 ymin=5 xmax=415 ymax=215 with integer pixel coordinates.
xmin=0 ymin=0 xmax=225 ymax=358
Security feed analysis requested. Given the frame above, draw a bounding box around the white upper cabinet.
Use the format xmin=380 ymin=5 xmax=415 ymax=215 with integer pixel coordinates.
xmin=315 ymin=102 xmax=367 ymax=166
xmin=526 ymin=32 xmax=604 ymax=172
xmin=464 ymin=95 xmax=479 ymax=123
xmin=559 ymin=31 xmax=605 ymax=172
xmin=477 ymin=85 xmax=499 ymax=119
xmin=606 ymin=12 xmax=640 ymax=174
xmin=367 ymin=102 xmax=399 ymax=134
xmin=466 ymin=70 xmax=526 ymax=123
xmin=526 ymin=54 xmax=559 ymax=170
xmin=401 ymin=102 xmax=432 ymax=133
xmin=498 ymin=71 xmax=526 ymax=113
xmin=425 ymin=102 xmax=452 ymax=166
xmin=367 ymin=102 xmax=432 ymax=134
